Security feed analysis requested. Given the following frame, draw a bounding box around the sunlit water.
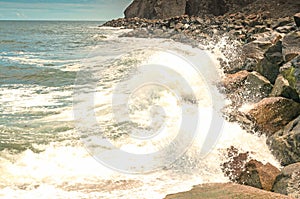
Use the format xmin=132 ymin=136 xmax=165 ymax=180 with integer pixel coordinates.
xmin=0 ymin=21 xmax=279 ymax=198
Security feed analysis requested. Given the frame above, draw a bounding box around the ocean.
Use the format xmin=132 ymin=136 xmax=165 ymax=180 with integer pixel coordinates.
xmin=0 ymin=21 xmax=279 ymax=198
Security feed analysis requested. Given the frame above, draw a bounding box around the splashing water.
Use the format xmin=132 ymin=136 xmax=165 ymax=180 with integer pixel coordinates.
xmin=0 ymin=21 xmax=280 ymax=199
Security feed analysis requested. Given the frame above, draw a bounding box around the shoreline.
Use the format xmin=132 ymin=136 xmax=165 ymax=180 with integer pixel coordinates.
xmin=102 ymin=11 xmax=300 ymax=198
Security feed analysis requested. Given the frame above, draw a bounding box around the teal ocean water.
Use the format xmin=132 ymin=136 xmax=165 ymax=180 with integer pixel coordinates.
xmin=0 ymin=21 xmax=279 ymax=198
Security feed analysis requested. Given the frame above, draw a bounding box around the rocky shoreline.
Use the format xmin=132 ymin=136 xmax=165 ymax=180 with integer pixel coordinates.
xmin=102 ymin=6 xmax=300 ymax=199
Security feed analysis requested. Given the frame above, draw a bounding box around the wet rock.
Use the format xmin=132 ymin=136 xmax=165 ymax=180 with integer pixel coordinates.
xmin=247 ymin=97 xmax=300 ymax=136
xmin=270 ymin=75 xmax=300 ymax=102
xmin=243 ymin=71 xmax=273 ymax=101
xmin=221 ymin=146 xmax=249 ymax=181
xmin=238 ymin=160 xmax=280 ymax=191
xmin=272 ymin=163 xmax=300 ymax=198
xmin=221 ymin=147 xmax=280 ymax=192
xmin=294 ymin=13 xmax=300 ymax=27
xmin=282 ymin=31 xmax=300 ymax=62
xmin=223 ymin=71 xmax=273 ymax=106
xmin=267 ymin=116 xmax=300 ymax=166
xmin=222 ymin=70 xmax=249 ymax=92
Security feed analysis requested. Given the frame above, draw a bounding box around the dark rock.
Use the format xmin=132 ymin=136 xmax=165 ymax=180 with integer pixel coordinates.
xmin=256 ymin=40 xmax=283 ymax=84
xmin=271 ymin=17 xmax=293 ymax=29
xmin=247 ymin=97 xmax=300 ymax=136
xmin=124 ymin=0 xmax=186 ymax=19
xmin=270 ymin=75 xmax=300 ymax=102
xmin=267 ymin=116 xmax=300 ymax=166
xmin=243 ymin=71 xmax=273 ymax=100
xmin=272 ymin=163 xmax=300 ymax=198
xmin=282 ymin=31 xmax=300 ymax=62
xmin=280 ymin=55 xmax=300 ymax=95
xmin=294 ymin=13 xmax=300 ymax=27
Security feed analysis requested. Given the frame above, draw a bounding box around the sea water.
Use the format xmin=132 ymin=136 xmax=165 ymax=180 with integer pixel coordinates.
xmin=0 ymin=21 xmax=279 ymax=199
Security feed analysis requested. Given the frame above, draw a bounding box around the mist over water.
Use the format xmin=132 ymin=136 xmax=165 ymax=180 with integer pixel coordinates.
xmin=0 ymin=21 xmax=279 ymax=198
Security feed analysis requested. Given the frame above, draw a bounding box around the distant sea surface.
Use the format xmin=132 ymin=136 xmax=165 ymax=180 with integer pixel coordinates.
xmin=0 ymin=21 xmax=279 ymax=198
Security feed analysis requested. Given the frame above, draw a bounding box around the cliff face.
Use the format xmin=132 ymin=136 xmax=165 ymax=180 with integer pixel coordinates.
xmin=124 ymin=0 xmax=186 ymax=19
xmin=124 ymin=0 xmax=300 ymax=19
xmin=124 ymin=0 xmax=252 ymax=19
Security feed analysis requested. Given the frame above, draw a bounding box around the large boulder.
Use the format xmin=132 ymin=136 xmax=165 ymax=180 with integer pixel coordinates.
xmin=282 ymin=31 xmax=300 ymax=62
xmin=272 ymin=163 xmax=300 ymax=198
xmin=247 ymin=97 xmax=300 ymax=136
xmin=267 ymin=116 xmax=300 ymax=166
xmin=124 ymin=0 xmax=186 ymax=19
xmin=270 ymin=75 xmax=300 ymax=102
xmin=164 ymin=183 xmax=292 ymax=199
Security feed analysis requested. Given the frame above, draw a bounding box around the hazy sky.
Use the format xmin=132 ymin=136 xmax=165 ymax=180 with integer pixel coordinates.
xmin=0 ymin=0 xmax=132 ymax=21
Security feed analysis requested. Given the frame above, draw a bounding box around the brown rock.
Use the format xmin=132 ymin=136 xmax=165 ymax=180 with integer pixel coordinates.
xmin=222 ymin=70 xmax=249 ymax=92
xmin=247 ymin=97 xmax=300 ymax=136
xmin=238 ymin=160 xmax=280 ymax=191
xmin=164 ymin=183 xmax=294 ymax=199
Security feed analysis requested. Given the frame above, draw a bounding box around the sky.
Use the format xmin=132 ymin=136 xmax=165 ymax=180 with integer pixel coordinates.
xmin=0 ymin=0 xmax=132 ymax=21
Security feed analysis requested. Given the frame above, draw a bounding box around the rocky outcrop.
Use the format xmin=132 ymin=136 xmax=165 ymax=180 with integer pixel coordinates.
xmin=272 ymin=163 xmax=300 ymax=198
xmin=247 ymin=97 xmax=300 ymax=136
xmin=267 ymin=116 xmax=300 ymax=166
xmin=164 ymin=183 xmax=293 ymax=199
